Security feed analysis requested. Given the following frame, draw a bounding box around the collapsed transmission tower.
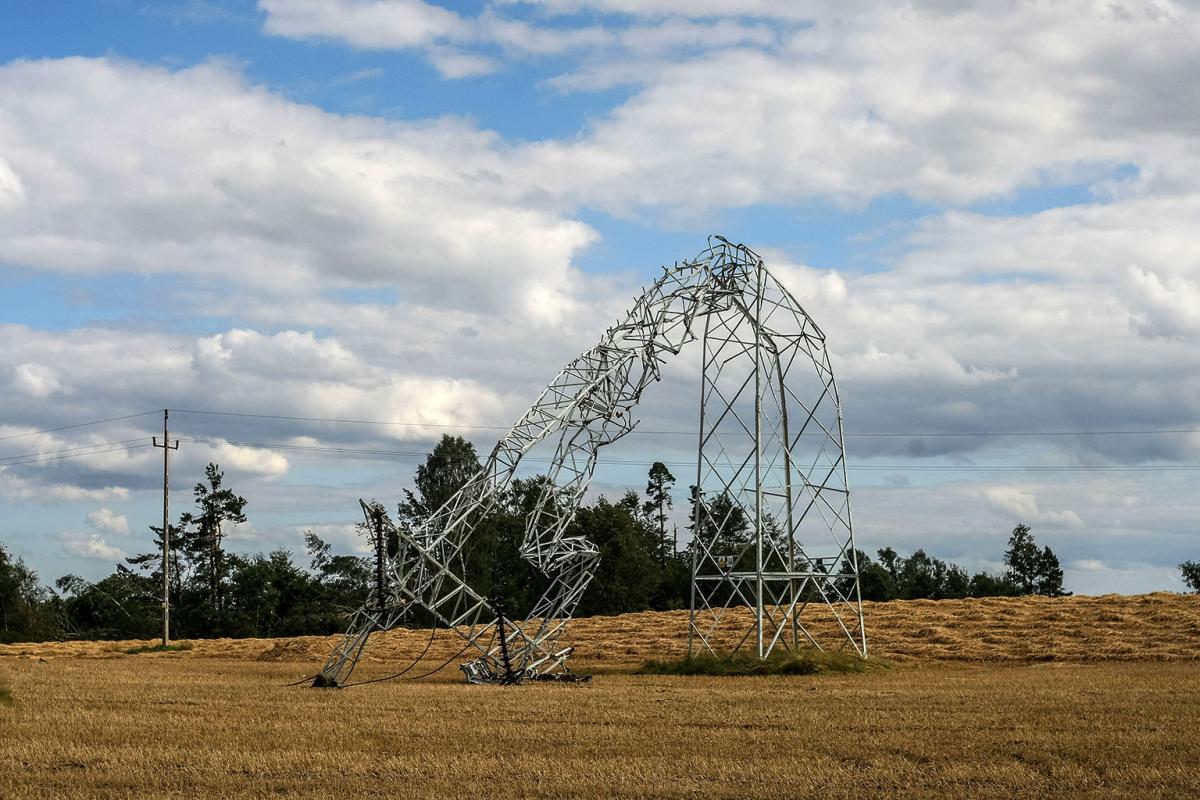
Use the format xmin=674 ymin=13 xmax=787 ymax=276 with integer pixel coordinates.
xmin=312 ymin=236 xmax=865 ymax=687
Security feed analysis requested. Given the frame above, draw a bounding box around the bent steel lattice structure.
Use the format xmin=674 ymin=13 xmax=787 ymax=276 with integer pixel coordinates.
xmin=313 ymin=236 xmax=865 ymax=687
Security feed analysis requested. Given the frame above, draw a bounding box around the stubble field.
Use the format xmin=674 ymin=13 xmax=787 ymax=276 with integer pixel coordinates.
xmin=2 ymin=593 xmax=1198 ymax=799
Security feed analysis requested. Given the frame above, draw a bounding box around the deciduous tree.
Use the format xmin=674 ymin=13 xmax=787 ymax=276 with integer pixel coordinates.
xmin=0 ymin=543 xmax=53 ymax=643
xmin=1180 ymin=560 xmax=1200 ymax=592
xmin=1004 ymin=524 xmax=1067 ymax=596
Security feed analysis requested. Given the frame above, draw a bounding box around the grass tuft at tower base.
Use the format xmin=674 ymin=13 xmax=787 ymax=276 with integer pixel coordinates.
xmin=639 ymin=648 xmax=886 ymax=677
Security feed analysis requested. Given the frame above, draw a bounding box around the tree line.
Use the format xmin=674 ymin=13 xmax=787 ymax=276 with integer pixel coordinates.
xmin=0 ymin=434 xmax=1130 ymax=645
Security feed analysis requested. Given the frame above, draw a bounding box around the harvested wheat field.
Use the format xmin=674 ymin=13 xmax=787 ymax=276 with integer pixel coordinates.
xmin=4 ymin=591 xmax=1196 ymax=666
xmin=2 ymin=593 xmax=1199 ymax=799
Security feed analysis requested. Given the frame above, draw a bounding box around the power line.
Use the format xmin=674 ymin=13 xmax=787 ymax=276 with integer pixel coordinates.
xmin=849 ymin=464 xmax=1200 ymax=472
xmin=848 ymin=428 xmax=1200 ymax=438
xmin=0 ymin=438 xmax=150 ymax=465
xmin=4 ymin=411 xmax=1199 ymax=473
xmin=176 ymin=437 xmax=1200 ymax=473
xmin=169 ymin=407 xmax=1200 ymax=439
xmin=5 ymin=406 xmax=1196 ymax=442
xmin=180 ymin=436 xmax=429 ymax=458
xmin=0 ymin=411 xmax=160 ymax=442
xmin=0 ymin=441 xmax=152 ymax=468
xmin=172 ymin=408 xmax=512 ymax=432
xmin=4 ymin=432 xmax=1197 ymax=474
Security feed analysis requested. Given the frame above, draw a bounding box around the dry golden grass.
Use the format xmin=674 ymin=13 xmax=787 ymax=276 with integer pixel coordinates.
xmin=3 ymin=591 xmax=1196 ymax=666
xmin=2 ymin=657 xmax=1198 ymax=798
xmin=2 ymin=594 xmax=1198 ymax=798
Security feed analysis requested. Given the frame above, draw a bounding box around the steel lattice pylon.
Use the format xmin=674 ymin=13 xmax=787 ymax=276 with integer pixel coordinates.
xmin=312 ymin=236 xmax=864 ymax=687
xmin=687 ymin=246 xmax=866 ymax=661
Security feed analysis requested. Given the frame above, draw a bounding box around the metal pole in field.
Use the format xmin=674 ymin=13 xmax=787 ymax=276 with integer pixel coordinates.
xmin=372 ymin=505 xmax=387 ymax=610
xmin=153 ymin=409 xmax=179 ymax=647
xmin=689 ymin=311 xmax=714 ymax=660
xmin=778 ymin=357 xmax=797 ymax=650
xmin=753 ymin=263 xmax=764 ymax=660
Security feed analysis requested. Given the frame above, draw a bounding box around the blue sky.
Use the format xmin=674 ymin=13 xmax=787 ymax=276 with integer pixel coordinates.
xmin=2 ymin=0 xmax=1199 ymax=595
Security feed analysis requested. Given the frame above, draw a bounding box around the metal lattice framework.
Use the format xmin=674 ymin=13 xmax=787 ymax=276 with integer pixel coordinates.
xmin=313 ymin=236 xmax=865 ymax=687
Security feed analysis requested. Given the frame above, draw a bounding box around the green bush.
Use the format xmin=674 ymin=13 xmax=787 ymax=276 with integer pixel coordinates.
xmin=639 ymin=649 xmax=883 ymax=677
xmin=123 ymin=642 xmax=194 ymax=655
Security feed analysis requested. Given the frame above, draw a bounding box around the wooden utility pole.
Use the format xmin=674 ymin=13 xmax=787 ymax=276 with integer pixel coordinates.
xmin=152 ymin=409 xmax=179 ymax=647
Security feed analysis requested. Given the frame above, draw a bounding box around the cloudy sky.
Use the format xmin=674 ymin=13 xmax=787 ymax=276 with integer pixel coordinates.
xmin=2 ymin=0 xmax=1198 ymax=594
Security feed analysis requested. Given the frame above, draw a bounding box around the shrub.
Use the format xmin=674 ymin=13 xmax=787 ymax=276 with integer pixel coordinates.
xmin=639 ymin=649 xmax=883 ymax=677
xmin=123 ymin=642 xmax=193 ymax=655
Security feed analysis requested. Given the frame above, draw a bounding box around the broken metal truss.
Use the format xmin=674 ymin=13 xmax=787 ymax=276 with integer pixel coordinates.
xmin=313 ymin=236 xmax=865 ymax=687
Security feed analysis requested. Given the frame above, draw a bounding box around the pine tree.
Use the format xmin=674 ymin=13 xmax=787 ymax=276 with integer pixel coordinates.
xmin=1035 ymin=546 xmax=1066 ymax=596
xmin=178 ymin=463 xmax=247 ymax=612
xmin=687 ymin=486 xmax=750 ymax=571
xmin=126 ymin=521 xmax=185 ymax=596
xmin=642 ymin=462 xmax=676 ymax=564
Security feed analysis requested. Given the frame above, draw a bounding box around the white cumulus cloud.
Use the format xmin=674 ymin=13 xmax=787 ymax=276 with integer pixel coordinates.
xmin=983 ymin=487 xmax=1085 ymax=529
xmin=86 ymin=508 xmax=131 ymax=536
xmin=11 ymin=362 xmax=66 ymax=399
xmin=261 ymin=0 xmax=467 ymax=48
xmin=0 ymin=57 xmax=594 ymax=308
xmin=61 ymin=532 xmax=126 ymax=561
